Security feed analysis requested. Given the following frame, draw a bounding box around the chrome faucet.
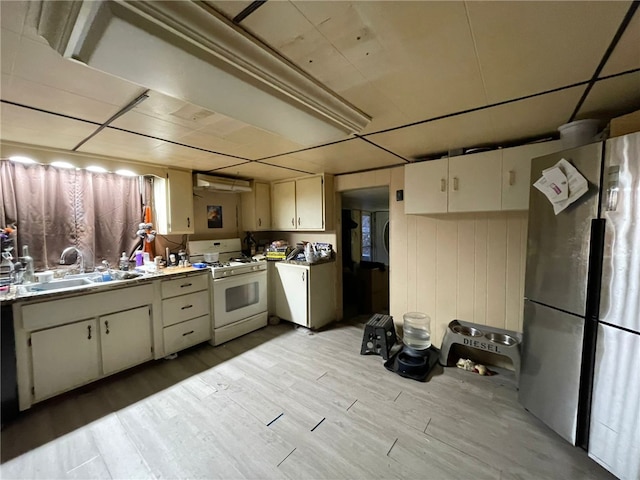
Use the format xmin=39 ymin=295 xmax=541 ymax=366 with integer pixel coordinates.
xmin=59 ymin=246 xmax=84 ymax=274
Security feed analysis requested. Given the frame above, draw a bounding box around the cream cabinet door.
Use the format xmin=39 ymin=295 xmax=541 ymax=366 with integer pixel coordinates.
xmin=100 ymin=306 xmax=152 ymax=376
xmin=404 ymin=159 xmax=448 ymax=214
xmin=295 ymin=176 xmax=324 ymax=230
xmin=31 ymin=319 xmax=100 ymax=401
xmin=254 ymin=182 xmax=271 ymax=230
xmin=502 ymin=141 xmax=561 ymax=210
xmin=167 ymin=169 xmax=194 ymax=234
xmin=275 ymin=263 xmax=308 ymax=326
xmin=272 ymin=180 xmax=296 ymax=230
xmin=448 ymin=150 xmax=502 ymax=212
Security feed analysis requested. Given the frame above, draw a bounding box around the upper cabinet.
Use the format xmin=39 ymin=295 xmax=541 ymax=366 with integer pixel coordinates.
xmin=242 ymin=181 xmax=271 ymax=231
xmin=501 ymin=141 xmax=561 ymax=210
xmin=405 ymin=141 xmax=560 ymax=214
xmin=154 ymin=169 xmax=195 ymax=235
xmin=271 ymin=175 xmax=334 ymax=231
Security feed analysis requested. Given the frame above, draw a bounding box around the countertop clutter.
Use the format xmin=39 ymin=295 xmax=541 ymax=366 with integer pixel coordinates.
xmin=0 ymin=266 xmax=206 ymax=304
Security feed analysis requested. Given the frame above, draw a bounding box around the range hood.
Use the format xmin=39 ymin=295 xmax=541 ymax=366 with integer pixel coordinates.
xmin=194 ymin=174 xmax=252 ymax=193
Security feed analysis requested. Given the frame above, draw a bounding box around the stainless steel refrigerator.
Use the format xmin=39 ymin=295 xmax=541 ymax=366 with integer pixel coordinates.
xmin=519 ymin=131 xmax=640 ymax=480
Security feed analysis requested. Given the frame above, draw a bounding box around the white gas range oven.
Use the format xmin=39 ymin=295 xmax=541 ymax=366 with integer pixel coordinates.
xmin=188 ymin=239 xmax=267 ymax=345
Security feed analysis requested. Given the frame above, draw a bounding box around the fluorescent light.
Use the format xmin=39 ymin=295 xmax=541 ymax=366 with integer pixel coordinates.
xmin=86 ymin=165 xmax=108 ymax=173
xmin=38 ymin=1 xmax=371 ymax=146
xmin=51 ymin=161 xmax=75 ymax=169
xmin=115 ymin=169 xmax=137 ymax=177
xmin=9 ymin=156 xmax=36 ymax=164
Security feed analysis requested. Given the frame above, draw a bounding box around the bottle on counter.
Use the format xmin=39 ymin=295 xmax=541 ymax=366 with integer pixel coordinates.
xmin=21 ymin=245 xmax=35 ymax=283
xmin=119 ymin=252 xmax=129 ymax=271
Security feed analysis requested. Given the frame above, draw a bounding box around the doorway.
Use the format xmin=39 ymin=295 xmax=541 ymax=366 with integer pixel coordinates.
xmin=340 ymin=187 xmax=390 ymax=320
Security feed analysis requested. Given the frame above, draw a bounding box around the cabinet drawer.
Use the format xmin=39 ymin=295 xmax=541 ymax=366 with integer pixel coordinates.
xmin=163 ymin=315 xmax=211 ymax=354
xmin=162 ymin=291 xmax=210 ymax=327
xmin=161 ymin=274 xmax=209 ymax=299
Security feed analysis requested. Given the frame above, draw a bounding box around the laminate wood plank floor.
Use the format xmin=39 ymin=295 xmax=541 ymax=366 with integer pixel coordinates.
xmin=1 ymin=318 xmax=615 ymax=479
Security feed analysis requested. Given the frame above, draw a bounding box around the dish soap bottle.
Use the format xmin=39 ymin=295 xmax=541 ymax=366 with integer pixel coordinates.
xmin=119 ymin=252 xmax=129 ymax=271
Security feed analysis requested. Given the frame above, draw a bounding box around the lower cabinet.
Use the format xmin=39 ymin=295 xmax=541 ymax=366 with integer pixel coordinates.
xmin=274 ymin=261 xmax=335 ymax=329
xmin=160 ymin=272 xmax=212 ymax=355
xmin=30 ymin=306 xmax=152 ymax=403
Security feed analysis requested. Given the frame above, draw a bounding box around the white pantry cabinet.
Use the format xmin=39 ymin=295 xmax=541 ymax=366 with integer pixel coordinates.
xmin=274 ymin=261 xmax=335 ymax=329
xmin=271 ymin=175 xmax=333 ymax=231
xmin=154 ymin=168 xmax=195 ymax=234
xmin=242 ymin=181 xmax=271 ymax=231
xmin=448 ymin=150 xmax=502 ymax=212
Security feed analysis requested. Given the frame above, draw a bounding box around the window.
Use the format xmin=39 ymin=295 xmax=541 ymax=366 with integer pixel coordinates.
xmin=361 ymin=211 xmax=371 ymax=261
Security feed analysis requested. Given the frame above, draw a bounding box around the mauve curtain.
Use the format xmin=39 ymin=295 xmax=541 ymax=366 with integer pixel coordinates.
xmin=0 ymin=160 xmax=142 ymax=271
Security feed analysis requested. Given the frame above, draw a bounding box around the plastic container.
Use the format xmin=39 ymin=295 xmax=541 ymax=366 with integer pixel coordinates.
xmin=35 ymin=271 xmax=54 ymax=283
xmin=403 ymin=312 xmax=431 ymax=350
xmin=558 ymin=119 xmax=599 ymax=149
xmin=135 ymin=251 xmax=144 ymax=267
xmin=119 ymin=252 xmax=129 ymax=271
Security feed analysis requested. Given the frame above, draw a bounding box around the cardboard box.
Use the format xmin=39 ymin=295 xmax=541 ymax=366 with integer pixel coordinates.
xmin=356 ymin=264 xmax=389 ymax=313
xmin=610 ymin=109 xmax=640 ymax=137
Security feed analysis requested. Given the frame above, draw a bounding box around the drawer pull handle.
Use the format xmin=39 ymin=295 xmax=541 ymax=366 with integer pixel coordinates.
xmin=440 ymin=178 xmax=446 ymax=192
xmin=258 ymin=218 xmax=261 ymax=227
xmin=182 ymin=330 xmax=195 ymax=336
xmin=509 ymin=170 xmax=516 ymax=186
xmin=87 ymin=325 xmax=92 ymax=340
xmin=291 ymin=218 xmax=295 ymax=226
xmin=181 ymin=304 xmax=193 ymax=310
xmin=105 ymin=320 xmax=110 ymax=335
xmin=453 ymin=177 xmax=459 ymax=191
xmin=180 ymin=283 xmax=193 ymax=288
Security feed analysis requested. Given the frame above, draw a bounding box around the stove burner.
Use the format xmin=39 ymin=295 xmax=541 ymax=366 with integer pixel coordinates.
xmin=205 ymin=261 xmax=230 ymax=268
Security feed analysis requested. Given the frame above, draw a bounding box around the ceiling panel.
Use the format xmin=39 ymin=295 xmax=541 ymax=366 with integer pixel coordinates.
xmin=0 ymin=103 xmax=96 ymax=149
xmin=145 ymin=143 xmax=246 ymax=171
xmin=579 ymin=72 xmax=640 ymax=120
xmin=76 ymin=128 xmax=166 ymax=163
xmin=11 ymin=36 xmax=143 ymax=107
xmin=110 ymin=111 xmax=195 ymax=143
xmin=368 ymin=109 xmax=499 ymax=160
xmin=600 ymin=10 xmax=640 ymax=76
xmin=266 ymin=138 xmax=405 ymax=175
xmin=0 ymin=1 xmax=28 ymax=35
xmin=212 ymin=160 xmax=301 ymax=182
xmin=1 ymin=28 xmax=19 ymax=75
xmin=468 ymin=2 xmax=632 ymax=103
xmin=487 ymin=86 xmax=585 ymax=143
xmin=207 ymin=1 xmax=256 ymax=21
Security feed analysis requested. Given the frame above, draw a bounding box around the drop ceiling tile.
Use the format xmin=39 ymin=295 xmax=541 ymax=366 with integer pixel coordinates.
xmin=0 ymin=1 xmax=28 ymax=34
xmin=368 ymin=109 xmax=500 ymax=160
xmin=467 ymin=2 xmax=631 ymax=103
xmin=11 ymin=36 xmax=143 ymax=106
xmin=175 ymin=130 xmax=244 ymax=158
xmin=601 ymin=9 xmax=640 ymax=76
xmin=2 ymin=75 xmax=122 ymax=124
xmin=110 ymin=110 xmax=194 ymax=143
xmin=213 ymin=161 xmax=303 ymax=182
xmin=579 ymin=71 xmax=640 ymax=120
xmin=340 ymin=82 xmax=410 ymax=134
xmin=487 ymin=86 xmax=585 ymax=144
xmin=76 ymin=128 xmax=165 ymax=163
xmin=233 ymin=135 xmax=304 ymax=160
xmin=266 ymin=137 xmax=405 ymax=175
xmin=207 ymin=1 xmax=256 ymax=21
xmin=1 ymin=28 xmax=20 ymax=75
xmin=146 ymin=143 xmax=245 ymax=171
xmin=0 ymin=102 xmax=96 ymax=149
xmin=291 ymin=1 xmax=353 ymax=27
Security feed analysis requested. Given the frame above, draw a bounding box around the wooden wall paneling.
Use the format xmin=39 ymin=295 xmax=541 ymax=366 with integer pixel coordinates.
xmin=389 ymin=167 xmax=407 ymax=328
xmin=456 ymin=214 xmax=476 ymax=322
xmin=504 ymin=212 xmax=526 ymax=332
xmin=485 ymin=213 xmax=507 ymax=329
xmin=434 ymin=217 xmax=458 ymax=349
xmin=415 ymin=217 xmax=437 ymax=334
xmin=406 ymin=214 xmax=418 ymax=312
xmin=473 ymin=215 xmax=489 ymax=326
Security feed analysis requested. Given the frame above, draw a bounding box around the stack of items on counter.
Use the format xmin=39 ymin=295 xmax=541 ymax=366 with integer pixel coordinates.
xmin=266 ymin=240 xmax=334 ymax=264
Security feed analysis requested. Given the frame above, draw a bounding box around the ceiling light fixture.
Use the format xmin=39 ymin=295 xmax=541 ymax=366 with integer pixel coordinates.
xmin=35 ymin=0 xmax=371 ymax=146
xmin=50 ymin=161 xmax=75 ymax=169
xmin=8 ymin=155 xmax=36 ymax=164
xmin=115 ymin=169 xmax=137 ymax=177
xmin=86 ymin=165 xmax=108 ymax=173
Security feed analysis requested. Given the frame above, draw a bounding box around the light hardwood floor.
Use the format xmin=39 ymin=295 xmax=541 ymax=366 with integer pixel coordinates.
xmin=1 ymin=319 xmax=614 ymax=479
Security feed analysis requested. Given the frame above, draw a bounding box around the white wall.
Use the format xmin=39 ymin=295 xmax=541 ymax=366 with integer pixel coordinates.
xmin=337 ymin=166 xmax=528 ymax=349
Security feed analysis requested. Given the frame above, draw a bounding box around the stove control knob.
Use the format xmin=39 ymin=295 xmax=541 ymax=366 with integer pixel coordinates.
xmin=230 ymin=270 xmax=235 ymax=275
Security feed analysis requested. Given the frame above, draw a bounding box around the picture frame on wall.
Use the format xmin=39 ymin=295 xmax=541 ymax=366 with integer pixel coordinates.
xmin=207 ymin=205 xmax=222 ymax=228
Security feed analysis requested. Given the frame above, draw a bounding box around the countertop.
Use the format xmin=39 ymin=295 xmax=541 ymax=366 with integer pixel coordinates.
xmin=0 ymin=266 xmax=210 ymax=304
xmin=276 ymin=257 xmax=336 ymax=267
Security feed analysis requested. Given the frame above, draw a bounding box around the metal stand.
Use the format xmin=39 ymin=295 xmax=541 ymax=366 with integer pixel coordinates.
xmin=439 ymin=319 xmax=522 ymax=382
